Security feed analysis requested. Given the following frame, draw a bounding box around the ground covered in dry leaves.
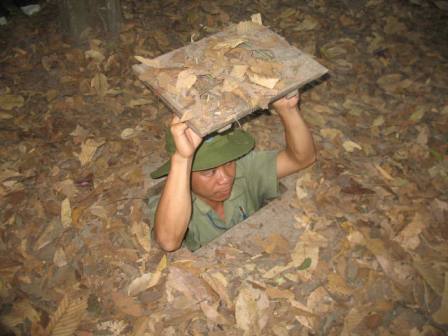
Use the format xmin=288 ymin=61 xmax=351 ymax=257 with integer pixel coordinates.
xmin=1 ymin=0 xmax=447 ymax=335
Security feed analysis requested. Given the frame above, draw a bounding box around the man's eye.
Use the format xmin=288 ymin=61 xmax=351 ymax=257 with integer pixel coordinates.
xmin=201 ymin=169 xmax=215 ymax=176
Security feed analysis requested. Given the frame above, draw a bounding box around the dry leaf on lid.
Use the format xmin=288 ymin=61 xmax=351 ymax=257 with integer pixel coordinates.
xmin=135 ymin=55 xmax=163 ymax=68
xmin=201 ymin=271 xmax=233 ymax=309
xmin=127 ymin=255 xmax=167 ymax=296
xmin=235 ymin=285 xmax=270 ymax=333
xmin=176 ymin=69 xmax=197 ymax=92
xmin=248 ymin=73 xmax=279 ymax=89
xmin=230 ymin=64 xmax=248 ymax=80
xmin=213 ymin=38 xmax=246 ymax=50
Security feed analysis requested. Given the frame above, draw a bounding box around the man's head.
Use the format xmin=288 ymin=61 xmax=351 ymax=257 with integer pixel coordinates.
xmin=191 ymin=160 xmax=236 ymax=202
xmin=151 ymin=127 xmax=255 ymax=180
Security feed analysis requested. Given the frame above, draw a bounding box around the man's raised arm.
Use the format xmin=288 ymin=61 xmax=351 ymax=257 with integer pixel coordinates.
xmin=272 ymin=92 xmax=317 ymax=179
xmin=154 ymin=117 xmax=202 ymax=251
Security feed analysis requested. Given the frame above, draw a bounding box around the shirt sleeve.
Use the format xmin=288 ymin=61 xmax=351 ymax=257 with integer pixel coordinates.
xmin=237 ymin=150 xmax=279 ymax=204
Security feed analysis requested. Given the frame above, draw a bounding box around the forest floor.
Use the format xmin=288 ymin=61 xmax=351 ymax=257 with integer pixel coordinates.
xmin=0 ymin=0 xmax=447 ymax=335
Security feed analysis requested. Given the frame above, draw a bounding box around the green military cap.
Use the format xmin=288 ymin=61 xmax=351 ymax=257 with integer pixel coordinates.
xmin=150 ymin=127 xmax=255 ymax=179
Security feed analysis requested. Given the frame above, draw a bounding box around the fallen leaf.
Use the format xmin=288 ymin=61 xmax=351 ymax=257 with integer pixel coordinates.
xmin=121 ymin=128 xmax=138 ymax=140
xmin=343 ymin=140 xmax=362 ymax=152
xmin=251 ymin=13 xmax=263 ymax=25
xmin=111 ymin=292 xmax=145 ymax=317
xmin=53 ymin=247 xmax=67 ymax=267
xmin=61 ymin=198 xmax=72 ymax=228
xmin=0 ymin=94 xmax=24 ymax=110
xmin=84 ymin=49 xmax=105 ymax=63
xmin=91 ymin=73 xmax=108 ymax=97
xmin=432 ymin=272 xmax=448 ymax=324
xmin=75 ymin=139 xmax=105 ymax=166
xmin=46 ymin=295 xmax=88 ymax=336
xmin=393 ymin=212 xmax=426 ymax=250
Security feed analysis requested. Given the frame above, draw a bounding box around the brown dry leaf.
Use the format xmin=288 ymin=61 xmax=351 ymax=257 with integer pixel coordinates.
xmin=341 ymin=307 xmax=368 ymax=336
xmin=135 ymin=55 xmax=162 ymax=68
xmin=91 ymin=73 xmax=109 ymax=97
xmin=75 ymin=138 xmax=105 ymax=166
xmin=413 ymin=257 xmax=445 ymax=296
xmin=374 ymin=163 xmax=394 ymax=181
xmin=295 ymin=16 xmax=320 ymax=31
xmin=432 ymin=272 xmax=448 ymax=324
xmin=263 ymin=230 xmax=326 ymax=279
xmin=343 ymin=140 xmax=362 ymax=152
xmin=121 ymin=128 xmax=138 ymax=140
xmin=251 ymin=13 xmax=262 ymax=25
xmin=127 ymin=98 xmax=152 ymax=108
xmin=46 ymin=295 xmax=87 ymax=336
xmin=176 ymin=69 xmax=197 ymax=92
xmin=256 ymin=234 xmax=290 ymax=254
xmin=307 ymin=287 xmax=333 ymax=314
xmin=0 ymin=299 xmax=40 ymax=330
xmin=393 ymin=212 xmax=426 ymax=251
xmin=222 ymin=77 xmax=240 ymax=92
xmin=110 ymin=292 xmax=145 ymax=317
xmin=384 ymin=16 xmax=407 ymax=35
xmin=235 ymin=285 xmax=270 ymax=334
xmin=230 ymin=64 xmax=248 ymax=80
xmin=130 ymin=201 xmax=151 ymax=252
xmin=127 ymin=255 xmax=167 ymax=296
xmin=320 ymin=128 xmax=343 ymax=140
xmin=248 ymin=72 xmax=279 ymax=89
xmin=84 ymin=49 xmax=105 ymax=63
xmin=70 ymin=125 xmax=90 ymax=142
xmin=213 ymin=38 xmax=246 ymax=50
xmin=0 ymin=94 xmax=24 ymax=110
xmin=326 ymin=273 xmax=353 ymax=299
xmin=60 ymin=198 xmax=72 ymax=228
xmin=53 ymin=247 xmax=67 ymax=267
xmin=199 ymin=301 xmax=231 ymax=325
xmin=201 ymin=271 xmax=233 ymax=309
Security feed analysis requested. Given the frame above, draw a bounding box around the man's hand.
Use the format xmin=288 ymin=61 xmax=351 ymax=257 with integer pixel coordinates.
xmin=170 ymin=116 xmax=203 ymax=160
xmin=271 ymin=90 xmax=300 ymax=115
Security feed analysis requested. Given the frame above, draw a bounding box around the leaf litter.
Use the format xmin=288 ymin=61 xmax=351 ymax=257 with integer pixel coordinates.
xmin=0 ymin=0 xmax=447 ymax=335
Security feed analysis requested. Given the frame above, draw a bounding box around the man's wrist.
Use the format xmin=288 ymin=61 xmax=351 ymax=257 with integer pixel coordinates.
xmin=171 ymin=152 xmax=193 ymax=166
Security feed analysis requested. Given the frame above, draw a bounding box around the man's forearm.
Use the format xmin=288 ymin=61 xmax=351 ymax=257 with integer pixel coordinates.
xmin=276 ymin=105 xmax=316 ymax=178
xmin=154 ymin=154 xmax=193 ymax=251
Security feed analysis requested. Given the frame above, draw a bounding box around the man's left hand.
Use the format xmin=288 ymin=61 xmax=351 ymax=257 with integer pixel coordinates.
xmin=271 ymin=90 xmax=300 ymax=113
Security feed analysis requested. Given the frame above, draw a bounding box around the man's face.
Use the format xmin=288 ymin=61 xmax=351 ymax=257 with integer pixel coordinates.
xmin=191 ymin=161 xmax=236 ymax=203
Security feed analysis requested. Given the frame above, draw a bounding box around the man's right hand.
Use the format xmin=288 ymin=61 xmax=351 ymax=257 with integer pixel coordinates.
xmin=170 ymin=116 xmax=203 ymax=159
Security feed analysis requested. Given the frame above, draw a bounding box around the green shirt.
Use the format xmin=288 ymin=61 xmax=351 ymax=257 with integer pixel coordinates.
xmin=148 ymin=150 xmax=279 ymax=251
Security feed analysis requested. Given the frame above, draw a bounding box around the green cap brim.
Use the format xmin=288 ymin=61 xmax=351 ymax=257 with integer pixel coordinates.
xmin=150 ymin=128 xmax=255 ymax=179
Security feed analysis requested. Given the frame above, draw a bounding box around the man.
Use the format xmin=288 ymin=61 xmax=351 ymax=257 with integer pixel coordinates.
xmin=149 ymin=92 xmax=316 ymax=252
